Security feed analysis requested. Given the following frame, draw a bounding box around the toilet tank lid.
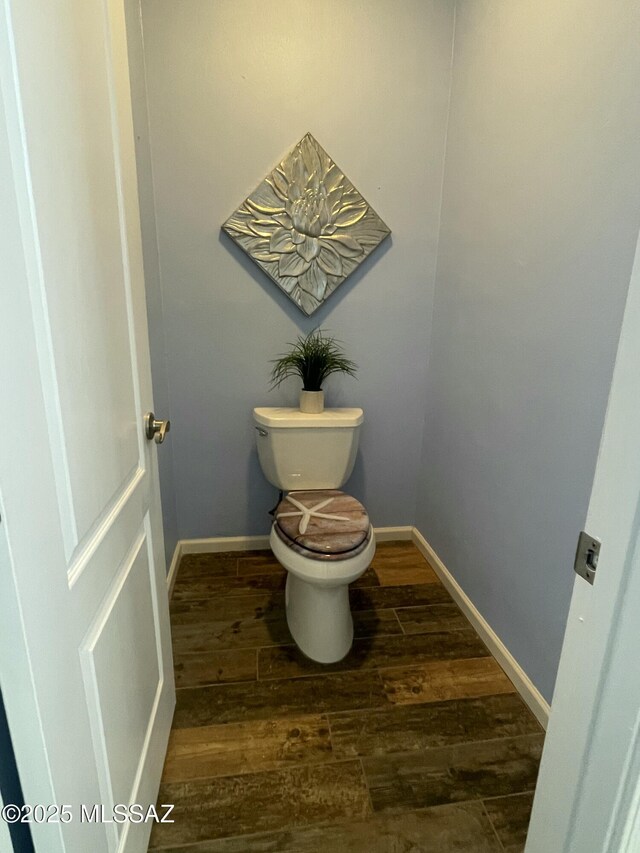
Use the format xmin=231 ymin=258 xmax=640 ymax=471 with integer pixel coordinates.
xmin=253 ymin=407 xmax=363 ymax=428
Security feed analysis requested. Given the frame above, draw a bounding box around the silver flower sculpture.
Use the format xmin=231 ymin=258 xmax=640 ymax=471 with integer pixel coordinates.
xmin=222 ymin=134 xmax=391 ymax=315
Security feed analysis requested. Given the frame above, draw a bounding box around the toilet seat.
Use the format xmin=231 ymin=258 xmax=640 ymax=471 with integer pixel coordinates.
xmin=274 ymin=490 xmax=370 ymax=560
xmin=270 ymin=523 xmax=375 ymax=586
xmin=269 ymin=489 xmax=375 ymax=663
xmin=273 ymin=522 xmax=372 ymax=561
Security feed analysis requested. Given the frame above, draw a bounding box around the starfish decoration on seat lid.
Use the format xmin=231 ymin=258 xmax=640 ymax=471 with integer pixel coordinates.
xmin=276 ymin=494 xmax=349 ymax=535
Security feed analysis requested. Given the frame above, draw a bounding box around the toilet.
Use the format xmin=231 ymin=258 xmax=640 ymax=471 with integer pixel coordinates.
xmin=253 ymin=406 xmax=375 ymax=663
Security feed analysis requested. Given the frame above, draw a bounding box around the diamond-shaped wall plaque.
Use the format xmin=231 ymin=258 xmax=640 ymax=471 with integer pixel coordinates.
xmin=222 ymin=133 xmax=391 ymax=316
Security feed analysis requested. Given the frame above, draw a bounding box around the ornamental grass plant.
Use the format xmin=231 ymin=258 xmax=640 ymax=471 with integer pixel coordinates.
xmin=270 ymin=329 xmax=357 ymax=392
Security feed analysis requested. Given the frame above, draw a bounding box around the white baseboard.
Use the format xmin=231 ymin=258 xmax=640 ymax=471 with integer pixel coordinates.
xmin=373 ymin=526 xmax=413 ymax=542
xmin=181 ymin=535 xmax=271 ymax=554
xmin=179 ymin=526 xmax=413 ymax=556
xmin=166 ymin=541 xmax=182 ymax=599
xmin=171 ymin=528 xmax=409 ymax=596
xmin=412 ymin=527 xmax=550 ymax=729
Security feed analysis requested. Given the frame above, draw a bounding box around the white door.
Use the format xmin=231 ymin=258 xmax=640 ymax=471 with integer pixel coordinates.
xmin=526 ymin=228 xmax=640 ymax=852
xmin=0 ymin=0 xmax=175 ymax=851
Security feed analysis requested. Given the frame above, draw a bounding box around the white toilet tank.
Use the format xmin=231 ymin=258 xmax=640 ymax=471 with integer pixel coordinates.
xmin=253 ymin=407 xmax=363 ymax=491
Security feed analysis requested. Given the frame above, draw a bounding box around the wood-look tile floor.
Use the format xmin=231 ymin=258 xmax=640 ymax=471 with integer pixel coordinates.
xmin=149 ymin=542 xmax=543 ymax=852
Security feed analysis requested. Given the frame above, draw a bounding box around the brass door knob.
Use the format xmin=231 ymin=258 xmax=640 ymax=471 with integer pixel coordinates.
xmin=144 ymin=412 xmax=171 ymax=444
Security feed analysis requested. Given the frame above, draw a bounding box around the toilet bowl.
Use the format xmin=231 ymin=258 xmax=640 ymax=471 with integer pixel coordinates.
xmin=253 ymin=406 xmax=376 ymax=663
xmin=270 ymin=490 xmax=376 ymax=662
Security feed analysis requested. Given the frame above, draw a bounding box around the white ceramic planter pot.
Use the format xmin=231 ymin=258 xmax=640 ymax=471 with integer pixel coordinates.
xmin=299 ymin=390 xmax=324 ymax=414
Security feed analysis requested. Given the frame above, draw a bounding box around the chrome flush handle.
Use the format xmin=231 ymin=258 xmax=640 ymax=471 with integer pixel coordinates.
xmin=144 ymin=412 xmax=171 ymax=444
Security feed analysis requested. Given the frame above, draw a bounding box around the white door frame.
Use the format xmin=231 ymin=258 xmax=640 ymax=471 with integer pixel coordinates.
xmin=526 ymin=227 xmax=640 ymax=851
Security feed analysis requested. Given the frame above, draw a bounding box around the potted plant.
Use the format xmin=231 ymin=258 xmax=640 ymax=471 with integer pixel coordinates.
xmin=270 ymin=329 xmax=358 ymax=413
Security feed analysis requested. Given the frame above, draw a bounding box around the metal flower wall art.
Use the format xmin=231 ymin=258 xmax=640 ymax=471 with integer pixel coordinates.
xmin=222 ymin=134 xmax=391 ymax=315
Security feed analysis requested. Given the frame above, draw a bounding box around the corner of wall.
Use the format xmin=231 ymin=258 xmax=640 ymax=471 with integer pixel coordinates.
xmin=413 ymin=0 xmax=458 ymax=528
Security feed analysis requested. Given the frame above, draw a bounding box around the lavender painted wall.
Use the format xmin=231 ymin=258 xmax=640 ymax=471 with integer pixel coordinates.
xmin=416 ymin=0 xmax=640 ymax=702
xmin=136 ymin=0 xmax=455 ymax=539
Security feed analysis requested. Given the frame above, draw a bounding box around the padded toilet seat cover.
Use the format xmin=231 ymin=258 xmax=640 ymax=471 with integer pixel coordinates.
xmin=275 ymin=490 xmax=370 ymax=557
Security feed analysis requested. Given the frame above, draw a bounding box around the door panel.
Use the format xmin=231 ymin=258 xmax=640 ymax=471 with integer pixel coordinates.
xmin=0 ymin=0 xmax=175 ymax=851
xmin=10 ymin=0 xmax=142 ymax=562
xmin=81 ymin=526 xmax=162 ymax=830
